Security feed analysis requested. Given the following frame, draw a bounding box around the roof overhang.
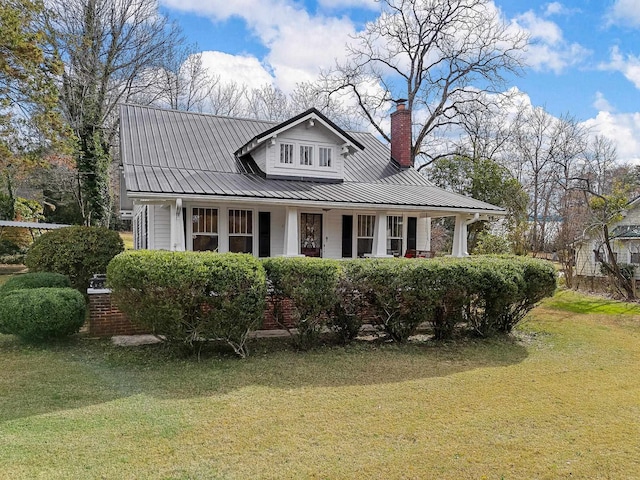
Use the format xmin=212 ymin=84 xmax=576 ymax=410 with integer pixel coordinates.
xmin=236 ymin=108 xmax=365 ymax=157
xmin=128 ymin=191 xmax=506 ymax=216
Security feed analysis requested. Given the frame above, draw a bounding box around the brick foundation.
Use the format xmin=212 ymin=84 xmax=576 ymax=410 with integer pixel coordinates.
xmin=87 ymin=289 xmax=149 ymax=337
xmin=88 ymin=290 xmax=304 ymax=337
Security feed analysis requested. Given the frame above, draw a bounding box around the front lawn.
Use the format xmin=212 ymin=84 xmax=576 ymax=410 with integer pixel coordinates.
xmin=1 ymin=289 xmax=639 ymax=479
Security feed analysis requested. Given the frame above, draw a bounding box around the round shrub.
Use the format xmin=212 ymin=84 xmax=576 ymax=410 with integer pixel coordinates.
xmin=25 ymin=226 xmax=124 ymax=291
xmin=0 ymin=272 xmax=71 ymax=295
xmin=0 ymin=239 xmax=21 ymax=255
xmin=0 ymin=287 xmax=87 ymax=341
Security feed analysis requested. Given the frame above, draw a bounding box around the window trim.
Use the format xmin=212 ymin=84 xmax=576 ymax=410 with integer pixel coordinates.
xmin=386 ymin=215 xmax=404 ymax=257
xmin=318 ymin=146 xmax=332 ymax=167
xmin=275 ymin=141 xmax=336 ymax=171
xmin=191 ymin=207 xmax=219 ymax=251
xmin=357 ymin=214 xmax=376 ymax=258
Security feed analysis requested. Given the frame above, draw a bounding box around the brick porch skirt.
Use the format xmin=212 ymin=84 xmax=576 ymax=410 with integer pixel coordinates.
xmin=87 ymin=289 xmax=299 ymax=337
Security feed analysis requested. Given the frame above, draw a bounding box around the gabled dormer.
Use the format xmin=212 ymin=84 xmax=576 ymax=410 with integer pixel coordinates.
xmin=236 ymin=108 xmax=365 ymax=182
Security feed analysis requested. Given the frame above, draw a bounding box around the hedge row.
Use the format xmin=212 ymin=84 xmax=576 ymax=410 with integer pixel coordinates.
xmin=0 ymin=272 xmax=86 ymax=342
xmin=107 ymin=252 xmax=556 ymax=355
xmin=107 ymin=251 xmax=267 ymax=357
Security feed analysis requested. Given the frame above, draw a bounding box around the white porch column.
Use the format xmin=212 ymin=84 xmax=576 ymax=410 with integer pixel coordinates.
xmin=451 ymin=214 xmax=467 ymax=257
xmin=425 ymin=216 xmax=432 ymax=251
xmin=283 ymin=206 xmax=301 ymax=256
xmin=372 ymin=211 xmax=392 ymax=257
xmin=170 ymin=198 xmax=186 ymax=251
xmin=451 ymin=213 xmax=480 ymax=257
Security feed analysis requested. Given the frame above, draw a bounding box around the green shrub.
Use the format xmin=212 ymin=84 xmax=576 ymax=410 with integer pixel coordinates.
xmin=346 ymin=258 xmax=427 ymax=342
xmin=472 ymin=232 xmax=511 ymax=255
xmin=0 ymin=272 xmax=71 ymax=295
xmin=0 ymin=239 xmax=21 ymax=255
xmin=0 ymin=253 xmax=25 ymax=265
xmin=0 ymin=287 xmax=86 ymax=341
xmin=328 ymin=265 xmax=366 ymax=344
xmin=263 ymin=257 xmax=342 ymax=349
xmin=108 ymin=251 xmax=267 ymax=357
xmin=25 ymin=226 xmax=124 ymax=291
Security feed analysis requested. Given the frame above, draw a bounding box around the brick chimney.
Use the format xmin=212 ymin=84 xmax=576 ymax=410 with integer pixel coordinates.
xmin=390 ymin=99 xmax=412 ymax=168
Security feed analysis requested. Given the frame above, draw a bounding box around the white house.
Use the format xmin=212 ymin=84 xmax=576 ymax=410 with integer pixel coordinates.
xmin=119 ymin=102 xmax=505 ymax=258
xmin=575 ymin=197 xmax=640 ymax=279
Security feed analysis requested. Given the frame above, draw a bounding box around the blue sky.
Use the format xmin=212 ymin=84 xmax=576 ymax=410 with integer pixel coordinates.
xmin=158 ymin=0 xmax=640 ymax=163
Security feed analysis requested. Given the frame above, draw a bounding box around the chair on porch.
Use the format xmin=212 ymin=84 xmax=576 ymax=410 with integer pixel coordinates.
xmin=404 ymin=249 xmax=435 ymax=259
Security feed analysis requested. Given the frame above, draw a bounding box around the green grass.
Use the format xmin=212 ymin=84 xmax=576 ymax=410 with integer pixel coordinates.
xmin=1 ymin=290 xmax=640 ymax=479
xmin=120 ymin=231 xmax=133 ymax=250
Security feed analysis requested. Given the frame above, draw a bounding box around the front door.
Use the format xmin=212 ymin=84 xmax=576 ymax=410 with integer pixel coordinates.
xmin=300 ymin=213 xmax=322 ymax=257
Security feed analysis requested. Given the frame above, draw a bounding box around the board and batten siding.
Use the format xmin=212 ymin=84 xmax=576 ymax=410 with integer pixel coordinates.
xmin=150 ymin=205 xmax=171 ymax=250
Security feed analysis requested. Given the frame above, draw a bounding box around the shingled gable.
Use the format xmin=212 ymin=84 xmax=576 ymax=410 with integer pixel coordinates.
xmin=121 ymin=103 xmax=505 ymax=258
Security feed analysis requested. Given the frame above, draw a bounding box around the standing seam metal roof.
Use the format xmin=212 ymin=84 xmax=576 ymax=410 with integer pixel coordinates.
xmin=119 ymin=104 xmax=505 ymax=213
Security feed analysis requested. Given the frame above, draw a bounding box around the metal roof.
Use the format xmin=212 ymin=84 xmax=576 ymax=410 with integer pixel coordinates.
xmin=0 ymin=220 xmax=70 ymax=229
xmin=119 ymin=104 xmax=505 ymax=214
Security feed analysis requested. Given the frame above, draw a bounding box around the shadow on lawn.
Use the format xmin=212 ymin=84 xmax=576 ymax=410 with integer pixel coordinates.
xmin=0 ymin=333 xmax=529 ymax=422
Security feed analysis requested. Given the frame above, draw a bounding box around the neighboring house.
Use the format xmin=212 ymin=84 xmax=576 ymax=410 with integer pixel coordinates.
xmin=119 ymin=102 xmax=505 ymax=258
xmin=575 ymin=197 xmax=640 ymax=279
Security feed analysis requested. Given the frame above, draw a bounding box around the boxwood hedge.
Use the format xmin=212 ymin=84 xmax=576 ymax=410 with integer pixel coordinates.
xmin=0 ymin=272 xmax=71 ymax=295
xmin=0 ymin=287 xmax=87 ymax=341
xmin=107 ymin=250 xmax=267 ymax=357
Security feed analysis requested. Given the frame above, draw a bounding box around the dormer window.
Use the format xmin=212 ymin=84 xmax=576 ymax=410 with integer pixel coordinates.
xmin=300 ymin=145 xmax=313 ymax=166
xmin=319 ymin=147 xmax=332 ymax=167
xmin=280 ymin=143 xmax=294 ymax=164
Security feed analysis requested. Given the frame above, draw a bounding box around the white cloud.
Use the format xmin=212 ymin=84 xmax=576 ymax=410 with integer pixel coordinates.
xmin=199 ymin=51 xmax=274 ymax=89
xmin=582 ymin=111 xmax=640 ymax=164
xmin=593 ymin=92 xmax=614 ymax=113
xmin=160 ymin=0 xmax=356 ymax=93
xmin=317 ymin=0 xmax=377 ymax=10
xmin=512 ymin=10 xmax=590 ymax=73
xmin=543 ymin=2 xmax=579 ymax=17
xmin=606 ymin=0 xmax=640 ymax=27
xmin=600 ymin=46 xmax=640 ymax=89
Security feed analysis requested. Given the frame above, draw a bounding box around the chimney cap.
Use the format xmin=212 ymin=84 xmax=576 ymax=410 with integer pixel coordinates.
xmin=393 ymin=98 xmax=408 ymax=111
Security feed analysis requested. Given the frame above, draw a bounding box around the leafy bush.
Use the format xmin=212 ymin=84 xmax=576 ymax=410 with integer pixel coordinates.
xmin=0 ymin=239 xmax=21 ymax=255
xmin=0 ymin=272 xmax=71 ymax=295
xmin=263 ymin=257 xmax=342 ymax=349
xmin=25 ymin=226 xmax=124 ymax=291
xmin=108 ymin=251 xmax=267 ymax=357
xmin=0 ymin=287 xmax=86 ymax=341
xmin=472 ymin=232 xmax=511 ymax=255
xmin=328 ymin=267 xmax=366 ymax=344
xmin=0 ymin=253 xmax=26 ymax=265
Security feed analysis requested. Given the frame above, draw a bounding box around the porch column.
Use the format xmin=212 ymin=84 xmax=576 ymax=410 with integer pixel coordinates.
xmin=451 ymin=214 xmax=467 ymax=257
xmin=170 ymin=198 xmax=185 ymax=251
xmin=425 ymin=216 xmax=432 ymax=251
xmin=372 ymin=212 xmax=392 ymax=257
xmin=451 ymin=213 xmax=480 ymax=257
xmin=283 ymin=206 xmax=301 ymax=256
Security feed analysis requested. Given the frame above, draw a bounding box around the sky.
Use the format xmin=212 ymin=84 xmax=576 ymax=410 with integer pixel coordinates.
xmin=157 ymin=0 xmax=640 ymax=164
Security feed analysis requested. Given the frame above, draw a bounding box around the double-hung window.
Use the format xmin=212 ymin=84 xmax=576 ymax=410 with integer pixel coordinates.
xmin=300 ymin=145 xmax=313 ymax=166
xmin=229 ymin=209 xmax=253 ymax=254
xmin=280 ymin=143 xmax=294 ymax=164
xmin=357 ymin=214 xmax=376 ymax=257
xmin=192 ymin=207 xmax=218 ymax=251
xmin=387 ymin=215 xmax=403 ymax=256
xmin=319 ymin=147 xmax=332 ymax=167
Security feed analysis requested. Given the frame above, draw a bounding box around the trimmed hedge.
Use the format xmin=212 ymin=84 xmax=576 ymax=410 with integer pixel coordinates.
xmin=25 ymin=226 xmax=124 ymax=291
xmin=0 ymin=272 xmax=71 ymax=295
xmin=0 ymin=287 xmax=87 ymax=341
xmin=107 ymin=251 xmax=267 ymax=357
xmin=263 ymin=257 xmax=342 ymax=349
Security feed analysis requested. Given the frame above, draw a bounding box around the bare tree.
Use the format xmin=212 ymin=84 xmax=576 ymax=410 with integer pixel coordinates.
xmin=245 ymin=84 xmax=292 ymax=122
xmin=319 ymin=0 xmax=527 ymax=166
xmin=46 ymin=0 xmax=183 ymax=225
xmin=206 ymin=76 xmax=248 ymax=117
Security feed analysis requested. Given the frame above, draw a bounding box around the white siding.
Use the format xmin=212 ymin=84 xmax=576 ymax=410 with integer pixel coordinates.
xmin=151 ymin=205 xmax=171 ymax=250
xmin=269 ymin=207 xmax=286 ymax=257
xmin=265 ymin=122 xmax=344 ymax=181
xmin=252 ymin=144 xmax=267 ymax=171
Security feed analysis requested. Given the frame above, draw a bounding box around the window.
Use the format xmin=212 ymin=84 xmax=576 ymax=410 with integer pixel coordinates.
xmin=319 ymin=147 xmax=332 ymax=167
xmin=280 ymin=143 xmax=294 ymax=164
xmin=357 ymin=215 xmax=375 ymax=257
xmin=192 ymin=207 xmax=218 ymax=251
xmin=134 ymin=206 xmax=148 ymax=250
xmin=631 ymin=253 xmax=640 ymax=264
xmin=300 ymin=145 xmax=313 ymax=166
xmin=387 ymin=215 xmax=403 ymax=257
xmin=229 ymin=209 xmax=253 ymax=254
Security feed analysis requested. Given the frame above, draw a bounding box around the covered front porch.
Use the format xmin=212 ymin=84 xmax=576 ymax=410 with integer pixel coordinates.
xmin=133 ymin=197 xmax=493 ymax=258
